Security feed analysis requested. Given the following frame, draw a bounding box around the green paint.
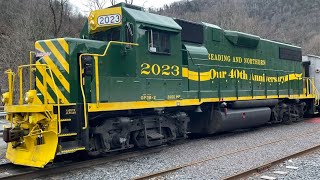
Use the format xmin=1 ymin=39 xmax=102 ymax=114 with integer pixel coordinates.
xmin=38 ymin=3 xmax=304 ymax=105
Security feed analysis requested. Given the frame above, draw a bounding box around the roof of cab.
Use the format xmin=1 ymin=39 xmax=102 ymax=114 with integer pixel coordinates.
xmin=123 ymin=7 xmax=181 ymax=31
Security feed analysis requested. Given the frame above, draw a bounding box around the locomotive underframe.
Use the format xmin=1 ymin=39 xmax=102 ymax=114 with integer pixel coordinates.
xmin=88 ymin=111 xmax=189 ymax=155
xmin=84 ymin=98 xmax=310 ymax=156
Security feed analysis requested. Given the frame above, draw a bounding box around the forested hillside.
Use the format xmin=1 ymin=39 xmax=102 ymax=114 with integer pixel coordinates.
xmin=157 ymin=0 xmax=320 ymax=55
xmin=0 ymin=0 xmax=319 ymax=89
xmin=0 ymin=0 xmax=85 ymax=89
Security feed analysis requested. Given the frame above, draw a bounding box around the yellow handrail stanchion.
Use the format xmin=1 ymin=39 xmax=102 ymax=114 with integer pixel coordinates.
xmin=5 ymin=69 xmax=14 ymax=128
xmin=5 ymin=69 xmax=14 ymax=106
xmin=44 ymin=66 xmax=48 ymax=104
xmin=18 ymin=67 xmax=23 ymax=105
xmin=94 ymin=56 xmax=100 ymax=107
xmin=29 ymin=51 xmax=35 ymax=89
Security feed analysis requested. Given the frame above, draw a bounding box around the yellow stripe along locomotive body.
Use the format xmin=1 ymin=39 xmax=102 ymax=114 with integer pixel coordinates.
xmin=2 ymin=3 xmax=318 ymax=167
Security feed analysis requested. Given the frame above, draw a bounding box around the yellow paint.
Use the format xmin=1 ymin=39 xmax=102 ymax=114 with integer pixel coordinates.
xmin=94 ymin=56 xmax=100 ymax=107
xmin=60 ymin=118 xmax=72 ymax=122
xmin=60 ymin=147 xmax=86 ymax=154
xmin=2 ymin=92 xmax=10 ymax=105
xmin=6 ymin=131 xmax=58 ymax=168
xmin=42 ymin=55 xmax=70 ymax=92
xmin=140 ymin=94 xmax=156 ymax=100
xmin=35 ymin=43 xmax=70 ymax=92
xmin=208 ymin=53 xmax=266 ymax=66
xmin=42 ymin=40 xmax=69 ymax=73
xmin=28 ymin=113 xmax=46 ymax=124
xmin=88 ymin=7 xmax=122 ymax=33
xmin=4 ymin=69 xmax=14 ymax=106
xmin=29 ymin=51 xmax=35 ymax=89
xmin=57 ymin=38 xmax=69 ymax=54
xmin=182 ymin=67 xmax=303 ymax=83
xmin=4 ymin=104 xmax=53 ymax=113
xmin=242 ymin=57 xmax=266 ymax=66
xmin=35 ymin=94 xmax=43 ymax=105
xmin=140 ymin=63 xmax=180 ymax=76
xmin=182 ymin=67 xmax=212 ymax=81
xmin=36 ymin=62 xmax=69 ymax=104
xmin=208 ymin=53 xmax=231 ymax=62
xmin=18 ymin=67 xmax=23 ymax=105
xmin=167 ymin=94 xmax=181 ymax=100
xmin=36 ymin=77 xmax=55 ymax=104
xmin=88 ymin=94 xmax=315 ymax=112
xmin=58 ymin=133 xmax=77 ymax=137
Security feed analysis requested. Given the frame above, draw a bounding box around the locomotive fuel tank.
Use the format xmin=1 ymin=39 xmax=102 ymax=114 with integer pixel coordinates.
xmin=188 ymin=106 xmax=271 ymax=134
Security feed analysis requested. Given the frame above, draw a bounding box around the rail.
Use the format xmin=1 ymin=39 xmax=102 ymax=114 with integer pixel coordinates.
xmin=79 ymin=41 xmax=139 ymax=130
xmin=132 ymin=127 xmax=320 ymax=180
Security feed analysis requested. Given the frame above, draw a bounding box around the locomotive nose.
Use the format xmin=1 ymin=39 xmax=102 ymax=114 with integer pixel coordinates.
xmin=4 ymin=112 xmax=59 ymax=168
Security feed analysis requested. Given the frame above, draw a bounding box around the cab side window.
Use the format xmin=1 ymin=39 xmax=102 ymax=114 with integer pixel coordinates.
xmin=148 ymin=29 xmax=170 ymax=54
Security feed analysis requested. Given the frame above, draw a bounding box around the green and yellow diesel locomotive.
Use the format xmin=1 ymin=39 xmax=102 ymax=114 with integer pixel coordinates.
xmin=2 ymin=3 xmax=318 ymax=167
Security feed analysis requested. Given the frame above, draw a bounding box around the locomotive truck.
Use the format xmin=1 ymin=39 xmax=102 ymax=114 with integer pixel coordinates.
xmin=2 ymin=3 xmax=318 ymax=167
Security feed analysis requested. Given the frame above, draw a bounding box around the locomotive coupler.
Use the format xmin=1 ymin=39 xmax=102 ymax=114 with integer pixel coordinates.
xmin=2 ymin=127 xmax=25 ymax=143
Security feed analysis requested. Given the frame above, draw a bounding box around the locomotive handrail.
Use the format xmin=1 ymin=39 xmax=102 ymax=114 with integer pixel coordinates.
xmin=309 ymin=78 xmax=320 ymax=105
xmin=5 ymin=69 xmax=15 ymax=106
xmin=302 ymin=77 xmax=319 ymax=105
xmin=16 ymin=63 xmax=62 ymax=134
xmin=29 ymin=51 xmax=35 ymax=89
xmin=79 ymin=41 xmax=139 ymax=130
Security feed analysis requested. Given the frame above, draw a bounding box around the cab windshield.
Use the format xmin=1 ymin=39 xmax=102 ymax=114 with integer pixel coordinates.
xmin=90 ymin=27 xmax=120 ymax=41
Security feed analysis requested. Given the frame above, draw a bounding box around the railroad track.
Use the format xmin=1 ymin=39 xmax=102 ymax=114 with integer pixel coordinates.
xmin=0 ymin=126 xmax=262 ymax=179
xmin=132 ymin=127 xmax=320 ymax=180
xmin=0 ymin=146 xmax=167 ymax=180
xmin=222 ymin=144 xmax=320 ymax=180
xmin=0 ymin=124 xmax=320 ymax=179
xmin=0 ymin=128 xmax=257 ymax=179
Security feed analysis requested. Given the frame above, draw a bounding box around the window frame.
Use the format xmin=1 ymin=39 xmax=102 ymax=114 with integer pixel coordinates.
xmin=148 ymin=29 xmax=171 ymax=55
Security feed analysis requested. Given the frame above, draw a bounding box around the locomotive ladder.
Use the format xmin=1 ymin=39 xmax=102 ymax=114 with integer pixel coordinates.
xmin=78 ymin=41 xmax=139 ymax=130
xmin=57 ymin=105 xmax=86 ymax=154
xmin=306 ymin=78 xmax=320 ymax=106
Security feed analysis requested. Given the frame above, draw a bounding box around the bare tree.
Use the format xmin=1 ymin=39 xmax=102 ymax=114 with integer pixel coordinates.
xmin=0 ymin=0 xmax=85 ymax=93
xmin=86 ymin=0 xmax=109 ymax=10
xmin=110 ymin=0 xmax=116 ymax=5
xmin=49 ymin=0 xmax=68 ymax=37
xmin=125 ymin=0 xmax=133 ymax=4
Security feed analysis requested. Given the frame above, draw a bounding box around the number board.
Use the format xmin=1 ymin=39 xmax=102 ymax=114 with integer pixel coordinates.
xmin=98 ymin=14 xmax=121 ymax=26
xmin=88 ymin=7 xmax=123 ymax=33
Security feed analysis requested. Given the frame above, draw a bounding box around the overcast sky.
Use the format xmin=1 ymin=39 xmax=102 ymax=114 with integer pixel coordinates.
xmin=70 ymin=0 xmax=182 ymax=15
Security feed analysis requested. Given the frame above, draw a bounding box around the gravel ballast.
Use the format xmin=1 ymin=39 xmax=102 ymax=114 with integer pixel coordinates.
xmin=0 ymin=119 xmax=9 ymax=164
xmin=41 ymin=119 xmax=320 ymax=180
xmin=248 ymin=150 xmax=320 ymax=180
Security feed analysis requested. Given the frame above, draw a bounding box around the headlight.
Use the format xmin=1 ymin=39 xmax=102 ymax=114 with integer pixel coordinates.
xmin=1 ymin=92 xmax=9 ymax=104
xmin=24 ymin=95 xmax=29 ymax=103
xmin=25 ymin=90 xmax=36 ymax=104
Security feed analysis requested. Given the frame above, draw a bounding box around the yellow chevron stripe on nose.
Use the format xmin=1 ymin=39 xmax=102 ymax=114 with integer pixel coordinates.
xmin=35 ymin=95 xmax=43 ymax=105
xmin=36 ymin=62 xmax=69 ymax=104
xmin=36 ymin=77 xmax=55 ymax=103
xmin=44 ymin=40 xmax=69 ymax=74
xmin=35 ymin=43 xmax=70 ymax=93
xmin=57 ymin=38 xmax=69 ymax=54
